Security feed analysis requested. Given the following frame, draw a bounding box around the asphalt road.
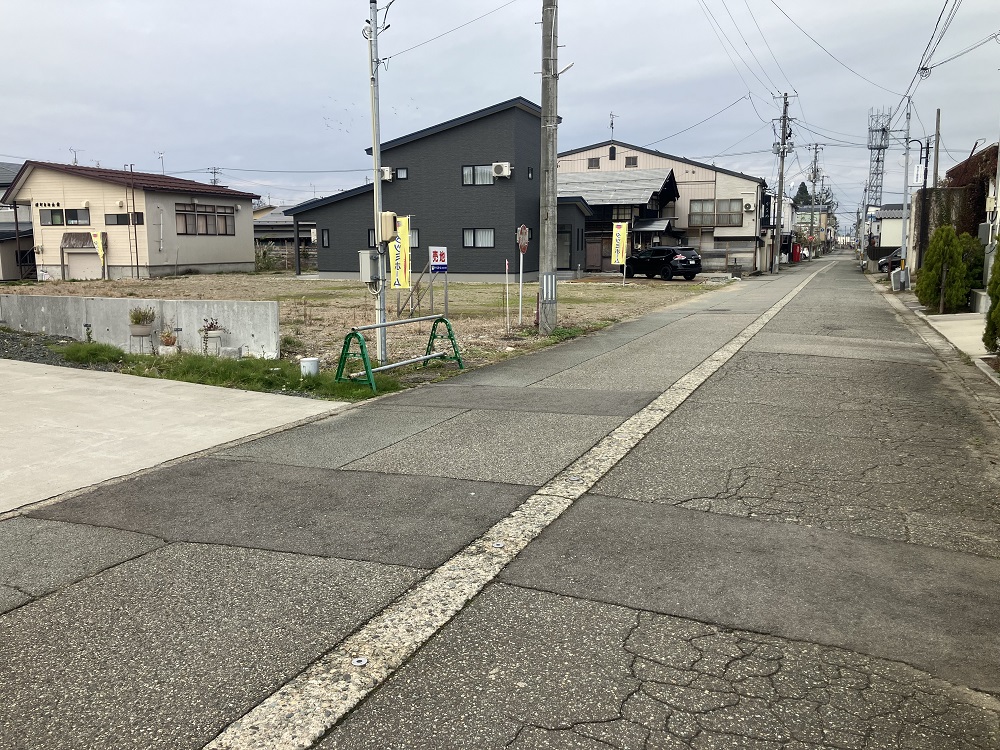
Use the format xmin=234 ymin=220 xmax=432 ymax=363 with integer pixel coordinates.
xmin=2 ymin=252 xmax=999 ymax=750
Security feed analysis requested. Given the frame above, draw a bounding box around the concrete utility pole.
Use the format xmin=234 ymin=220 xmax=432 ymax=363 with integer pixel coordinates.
xmin=538 ymin=0 xmax=559 ymax=333
xmin=365 ymin=0 xmax=388 ymax=362
xmin=933 ymin=108 xmax=941 ymax=188
xmin=900 ymin=99 xmax=913 ymax=273
xmin=772 ymin=93 xmax=790 ymax=273
xmin=809 ymin=144 xmax=820 ymax=261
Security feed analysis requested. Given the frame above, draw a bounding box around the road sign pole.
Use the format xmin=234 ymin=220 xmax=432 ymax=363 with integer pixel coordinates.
xmin=518 ymin=252 xmax=524 ymax=325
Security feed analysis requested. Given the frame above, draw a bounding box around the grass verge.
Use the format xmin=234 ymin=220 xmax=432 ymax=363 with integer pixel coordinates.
xmin=52 ymin=342 xmax=401 ymax=400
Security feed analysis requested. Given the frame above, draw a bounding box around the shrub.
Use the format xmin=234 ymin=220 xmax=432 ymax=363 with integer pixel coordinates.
xmin=984 ymin=250 xmax=1000 ymax=353
xmin=128 ymin=306 xmax=156 ymax=325
xmin=915 ymin=225 xmax=969 ymax=312
xmin=961 ymin=232 xmax=986 ymax=291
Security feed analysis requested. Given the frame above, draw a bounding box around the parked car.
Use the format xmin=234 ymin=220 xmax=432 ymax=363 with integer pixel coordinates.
xmin=878 ymin=248 xmax=903 ymax=273
xmin=625 ymin=246 xmax=702 ymax=281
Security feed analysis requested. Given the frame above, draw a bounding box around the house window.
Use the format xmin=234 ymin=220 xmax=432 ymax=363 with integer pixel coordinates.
xmin=395 ymin=167 xmax=408 ymax=180
xmin=176 ymin=203 xmax=235 ymax=235
xmin=462 ymin=228 xmax=495 ymax=248
xmin=612 ymin=206 xmax=634 ymax=221
xmin=462 ymin=165 xmax=494 ymax=185
xmin=609 ymin=146 xmax=617 ymax=161
xmin=106 ymin=212 xmax=143 ymax=225
xmin=39 ymin=209 xmax=64 ymax=226
xmin=587 ymin=158 xmax=601 ymax=169
xmin=369 ymin=228 xmax=419 ymax=247
xmin=131 ymin=212 xmax=144 ymax=225
xmin=65 ymin=208 xmax=90 ymax=225
xmin=321 ymin=229 xmax=329 ymax=248
xmin=689 ymin=199 xmax=715 ymax=227
xmin=625 ymin=156 xmax=638 ymax=168
xmin=528 ymin=167 xmax=534 ymax=179
xmin=716 ymin=199 xmax=744 ymax=227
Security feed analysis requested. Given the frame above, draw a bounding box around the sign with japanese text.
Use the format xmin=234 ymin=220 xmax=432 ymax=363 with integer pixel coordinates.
xmin=90 ymin=231 xmax=105 ymax=262
xmin=390 ymin=216 xmax=411 ymax=289
xmin=430 ymin=245 xmax=448 ymax=273
xmin=611 ymin=222 xmax=629 ymax=265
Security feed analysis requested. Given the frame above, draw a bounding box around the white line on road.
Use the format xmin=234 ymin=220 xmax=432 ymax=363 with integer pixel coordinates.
xmin=205 ymin=264 xmax=830 ymax=750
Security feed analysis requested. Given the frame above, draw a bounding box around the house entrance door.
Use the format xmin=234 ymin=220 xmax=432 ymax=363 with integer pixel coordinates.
xmin=585 ymin=239 xmax=602 ymax=271
xmin=557 ymin=230 xmax=571 ymax=269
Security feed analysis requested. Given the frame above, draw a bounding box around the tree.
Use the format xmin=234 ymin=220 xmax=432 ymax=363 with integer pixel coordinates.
xmin=961 ymin=232 xmax=986 ymax=291
xmin=792 ymin=182 xmax=811 ymax=208
xmin=915 ymin=225 xmax=969 ymax=312
xmin=984 ymin=250 xmax=1000 ymax=353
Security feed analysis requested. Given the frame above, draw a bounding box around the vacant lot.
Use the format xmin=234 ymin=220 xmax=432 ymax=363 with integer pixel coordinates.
xmin=2 ymin=273 xmax=731 ymax=372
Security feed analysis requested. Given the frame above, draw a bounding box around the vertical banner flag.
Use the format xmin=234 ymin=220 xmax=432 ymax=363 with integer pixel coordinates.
xmin=391 ymin=216 xmax=411 ymax=289
xmin=90 ymin=231 xmax=105 ymax=262
xmin=611 ymin=222 xmax=629 ymax=265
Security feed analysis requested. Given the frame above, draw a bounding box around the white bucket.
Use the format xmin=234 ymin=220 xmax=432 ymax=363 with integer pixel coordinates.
xmin=300 ymin=357 xmax=320 ymax=377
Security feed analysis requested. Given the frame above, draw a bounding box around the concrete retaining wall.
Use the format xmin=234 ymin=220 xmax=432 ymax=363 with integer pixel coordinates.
xmin=0 ymin=295 xmax=280 ymax=357
xmin=972 ymin=290 xmax=990 ymax=314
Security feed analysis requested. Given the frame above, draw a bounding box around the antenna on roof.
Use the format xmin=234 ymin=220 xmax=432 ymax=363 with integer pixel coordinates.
xmin=155 ymin=151 xmax=165 ymax=175
xmin=609 ymin=112 xmax=619 ymax=142
xmin=69 ymin=147 xmax=83 ymax=165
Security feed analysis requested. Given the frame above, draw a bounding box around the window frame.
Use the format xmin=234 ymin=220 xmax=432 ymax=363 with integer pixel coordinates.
xmin=462 ymin=228 xmax=495 ymax=248
xmin=625 ymin=155 xmax=639 ymax=168
xmin=395 ymin=167 xmax=408 ymax=180
xmin=587 ymin=157 xmax=601 ymax=170
xmin=39 ymin=208 xmax=64 ymax=226
xmin=688 ymin=199 xmax=716 ymax=227
xmin=321 ymin=228 xmax=330 ymax=248
xmin=462 ymin=165 xmax=494 ymax=186
xmin=65 ymin=208 xmax=90 ymax=226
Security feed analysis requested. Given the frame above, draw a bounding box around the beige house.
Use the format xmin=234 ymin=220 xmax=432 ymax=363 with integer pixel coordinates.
xmin=558 ymin=141 xmax=768 ymax=271
xmin=1 ymin=162 xmax=258 ymax=280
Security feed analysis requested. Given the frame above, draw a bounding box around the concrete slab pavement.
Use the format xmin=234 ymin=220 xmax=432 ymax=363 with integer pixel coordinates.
xmin=918 ymin=310 xmax=989 ymax=358
xmin=0 ymin=359 xmax=346 ymax=514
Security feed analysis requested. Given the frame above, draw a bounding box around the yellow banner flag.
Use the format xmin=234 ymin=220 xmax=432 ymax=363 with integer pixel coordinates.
xmin=390 ymin=216 xmax=411 ymax=290
xmin=90 ymin=231 xmax=105 ymax=262
xmin=611 ymin=222 xmax=629 ymax=265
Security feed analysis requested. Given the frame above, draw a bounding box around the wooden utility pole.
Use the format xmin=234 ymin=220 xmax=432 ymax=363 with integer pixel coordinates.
xmin=538 ymin=0 xmax=559 ymax=333
xmin=933 ymin=108 xmax=941 ymax=188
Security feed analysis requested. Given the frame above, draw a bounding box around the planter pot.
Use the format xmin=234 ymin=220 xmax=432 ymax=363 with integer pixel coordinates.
xmin=157 ymin=345 xmax=180 ymax=357
xmin=129 ymin=324 xmax=153 ymax=337
xmin=300 ymin=357 xmax=320 ymax=377
xmin=203 ymin=330 xmax=223 ymax=340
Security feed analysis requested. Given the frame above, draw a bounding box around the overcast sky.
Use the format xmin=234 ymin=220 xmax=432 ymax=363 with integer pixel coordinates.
xmin=4 ymin=0 xmax=997 ymax=226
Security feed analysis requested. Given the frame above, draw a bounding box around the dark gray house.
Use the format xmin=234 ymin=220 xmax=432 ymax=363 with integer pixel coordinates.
xmin=285 ymin=98 xmax=590 ymax=279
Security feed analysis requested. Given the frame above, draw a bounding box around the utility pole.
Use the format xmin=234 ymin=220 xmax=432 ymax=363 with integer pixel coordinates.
xmin=933 ymin=108 xmax=941 ymax=188
xmin=156 ymin=151 xmax=165 ymax=175
xmin=365 ymin=0 xmax=388 ymax=363
xmin=808 ymin=144 xmax=820 ymax=261
xmin=209 ymin=167 xmax=220 ymax=186
xmin=538 ymin=0 xmax=559 ymax=334
xmin=772 ymin=93 xmax=791 ymax=273
xmin=900 ymin=99 xmax=913 ymax=275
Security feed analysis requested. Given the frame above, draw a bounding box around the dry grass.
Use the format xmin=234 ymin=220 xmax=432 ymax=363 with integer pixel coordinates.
xmin=4 ymin=272 xmax=731 ymax=378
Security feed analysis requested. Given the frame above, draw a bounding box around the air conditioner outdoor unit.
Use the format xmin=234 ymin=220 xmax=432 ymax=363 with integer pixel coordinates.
xmin=743 ymin=202 xmax=756 ymax=212
xmin=492 ymin=162 xmax=512 ymax=178
xmin=380 ymin=167 xmax=393 ymax=182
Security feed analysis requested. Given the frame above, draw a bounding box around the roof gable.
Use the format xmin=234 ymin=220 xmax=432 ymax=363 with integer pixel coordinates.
xmin=365 ymin=97 xmax=541 ymax=155
xmin=1 ymin=161 xmax=259 ymax=204
xmin=557 ymin=168 xmax=679 ymax=206
xmin=284 ymin=183 xmax=374 ymax=216
xmin=559 ymin=140 xmax=765 ymax=185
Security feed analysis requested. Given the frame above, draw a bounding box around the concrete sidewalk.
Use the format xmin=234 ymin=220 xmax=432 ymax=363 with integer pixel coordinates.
xmin=0 ymin=360 xmax=346 ymax=514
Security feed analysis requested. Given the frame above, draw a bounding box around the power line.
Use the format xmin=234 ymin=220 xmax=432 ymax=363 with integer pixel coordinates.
xmin=694 ymin=0 xmax=770 ymax=97
xmin=766 ymin=0 xmax=904 ymax=96
xmin=383 ymin=0 xmax=523 ymax=61
xmin=717 ymin=0 xmax=780 ymax=92
xmin=642 ymin=96 xmax=749 ymax=147
xmin=743 ymin=0 xmax=796 ymax=92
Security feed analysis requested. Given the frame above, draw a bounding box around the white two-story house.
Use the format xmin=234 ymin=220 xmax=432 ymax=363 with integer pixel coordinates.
xmin=1 ymin=162 xmax=258 ymax=280
xmin=558 ymin=141 xmax=768 ymax=272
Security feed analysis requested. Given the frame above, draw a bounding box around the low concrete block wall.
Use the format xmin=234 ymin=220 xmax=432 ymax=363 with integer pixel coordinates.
xmin=972 ymin=290 xmax=990 ymax=314
xmin=0 ymin=295 xmax=280 ymax=357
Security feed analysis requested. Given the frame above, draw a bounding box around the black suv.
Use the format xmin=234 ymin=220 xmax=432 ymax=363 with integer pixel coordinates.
xmin=625 ymin=246 xmax=702 ymax=281
xmin=877 ymin=248 xmax=903 ymax=273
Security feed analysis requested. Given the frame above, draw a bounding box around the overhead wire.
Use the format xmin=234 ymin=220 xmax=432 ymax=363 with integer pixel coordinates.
xmin=694 ymin=0 xmax=772 ymax=98
xmin=743 ymin=0 xmax=796 ymax=92
xmin=717 ymin=0 xmax=780 ymax=92
xmin=766 ymin=0 xmax=904 ymax=96
xmin=642 ymin=96 xmax=750 ymax=147
xmin=382 ymin=0 xmax=523 ymax=61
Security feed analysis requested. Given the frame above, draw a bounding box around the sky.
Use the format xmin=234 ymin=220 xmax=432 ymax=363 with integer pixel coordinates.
xmin=3 ymin=0 xmax=998 ymax=230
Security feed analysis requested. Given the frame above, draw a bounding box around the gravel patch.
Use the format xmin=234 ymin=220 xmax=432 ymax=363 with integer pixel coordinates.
xmin=0 ymin=329 xmax=121 ymax=372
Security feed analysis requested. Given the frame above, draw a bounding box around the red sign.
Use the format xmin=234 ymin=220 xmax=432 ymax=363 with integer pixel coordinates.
xmin=516 ymin=224 xmax=529 ymax=254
